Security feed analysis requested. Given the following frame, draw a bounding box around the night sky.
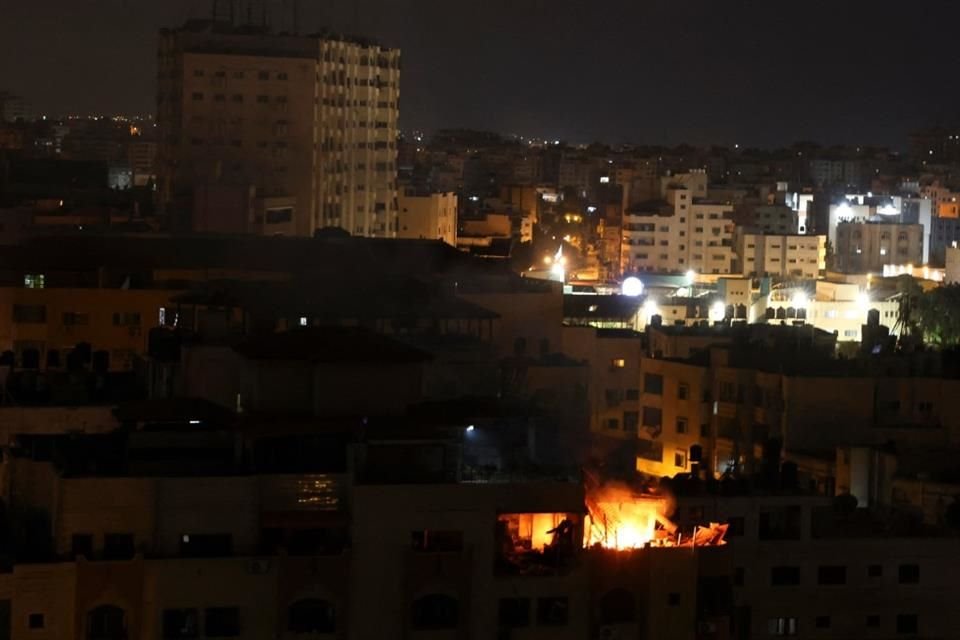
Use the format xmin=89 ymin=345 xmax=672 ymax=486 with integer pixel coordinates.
xmin=3 ymin=0 xmax=960 ymax=148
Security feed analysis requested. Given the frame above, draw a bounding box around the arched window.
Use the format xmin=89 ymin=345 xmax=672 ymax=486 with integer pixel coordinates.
xmin=786 ymin=306 xmax=797 ymax=319
xmin=765 ymin=307 xmax=775 ymax=320
xmin=775 ymin=307 xmax=786 ymax=320
xmin=599 ymin=588 xmax=636 ymax=625
xmin=412 ymin=594 xmax=459 ymax=630
xmin=288 ymin=599 xmax=336 ymax=634
xmin=87 ymin=605 xmax=126 ymax=640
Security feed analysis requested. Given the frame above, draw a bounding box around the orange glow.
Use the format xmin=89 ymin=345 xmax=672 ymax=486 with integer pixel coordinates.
xmin=584 ymin=487 xmax=666 ymax=550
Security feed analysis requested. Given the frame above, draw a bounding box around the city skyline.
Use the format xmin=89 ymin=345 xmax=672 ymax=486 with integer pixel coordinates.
xmin=4 ymin=0 xmax=960 ymax=148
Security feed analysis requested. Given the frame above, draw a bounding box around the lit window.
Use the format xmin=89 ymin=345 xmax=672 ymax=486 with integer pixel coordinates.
xmin=674 ymin=450 xmax=687 ymax=468
xmin=24 ymin=274 xmax=45 ymax=289
xmin=299 ymin=317 xmax=308 ymax=327
xmin=611 ymin=358 xmax=626 ymax=368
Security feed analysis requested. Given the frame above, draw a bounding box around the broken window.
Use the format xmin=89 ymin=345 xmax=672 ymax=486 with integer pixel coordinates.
xmin=495 ymin=513 xmax=579 ymax=576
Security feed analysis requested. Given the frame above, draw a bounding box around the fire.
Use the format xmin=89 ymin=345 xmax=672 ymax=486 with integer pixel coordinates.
xmin=584 ymin=485 xmax=669 ymax=550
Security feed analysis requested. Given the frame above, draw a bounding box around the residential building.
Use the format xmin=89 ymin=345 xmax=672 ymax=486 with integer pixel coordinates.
xmin=157 ymin=19 xmax=401 ymax=236
xmin=397 ymin=190 xmax=457 ymax=245
xmin=735 ymin=231 xmax=825 ymax=279
xmin=834 ymin=222 xmax=923 ymax=274
xmin=622 ymin=186 xmax=736 ymax=275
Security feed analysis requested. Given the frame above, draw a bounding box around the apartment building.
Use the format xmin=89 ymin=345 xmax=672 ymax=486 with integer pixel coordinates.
xmin=833 ymin=222 xmax=924 ymax=274
xmin=622 ymin=186 xmax=736 ymax=275
xmin=397 ymin=190 xmax=457 ymax=246
xmin=735 ymin=231 xmax=825 ymax=279
xmin=157 ymin=20 xmax=400 ymax=237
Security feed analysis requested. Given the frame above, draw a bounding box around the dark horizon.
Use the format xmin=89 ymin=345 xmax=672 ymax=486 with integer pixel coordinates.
xmin=3 ymin=0 xmax=960 ymax=149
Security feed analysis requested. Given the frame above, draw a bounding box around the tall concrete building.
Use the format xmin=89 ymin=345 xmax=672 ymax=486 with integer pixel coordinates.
xmin=157 ymin=19 xmax=401 ymax=237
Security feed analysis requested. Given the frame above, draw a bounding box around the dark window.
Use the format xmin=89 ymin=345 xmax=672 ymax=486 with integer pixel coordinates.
xmin=71 ymin=534 xmax=94 ymax=559
xmin=28 ymin=613 xmax=44 ymax=630
xmin=733 ymin=567 xmax=745 ymax=586
xmin=868 ymin=564 xmax=883 ymax=578
xmin=817 ymin=566 xmax=846 ymax=585
xmin=770 ymin=566 xmax=801 ymax=586
xmin=265 ymin=208 xmax=293 ymax=224
xmin=13 ymin=304 xmax=46 ymax=323
xmin=641 ymin=406 xmax=662 ymax=429
xmin=678 ymin=383 xmax=689 ymax=399
xmin=605 ymin=418 xmax=619 ymax=430
xmin=288 ymin=599 xmax=335 ymax=634
xmin=815 ymin=616 xmax=830 ymax=629
xmin=87 ymin=605 xmax=126 ymax=640
xmin=204 ymin=608 xmax=240 ymax=638
xmin=623 ymin=411 xmax=639 ymax=432
xmin=180 ymin=534 xmax=232 ymax=558
xmin=898 ymin=564 xmax=920 ymax=584
xmin=102 ymin=534 xmax=135 ymax=560
xmin=676 ymin=417 xmax=688 ymax=434
xmin=759 ymin=506 xmax=802 ymax=540
xmin=411 ymin=530 xmax=463 ymax=552
xmin=536 ymin=597 xmax=568 ymax=626
xmin=643 ymin=373 xmax=663 ymax=395
xmin=726 ymin=517 xmax=745 ymax=537
xmin=412 ymin=594 xmax=458 ymax=630
xmin=625 ymin=388 xmax=640 ymax=401
xmin=866 ymin=615 xmax=881 ymax=627
xmin=497 ymin=598 xmax=530 ymax=629
xmin=896 ymin=614 xmax=918 ymax=634
xmin=667 ymin=593 xmax=681 ymax=606
xmin=162 ymin=609 xmax=198 ymax=639
xmin=599 ymin=589 xmax=635 ymax=625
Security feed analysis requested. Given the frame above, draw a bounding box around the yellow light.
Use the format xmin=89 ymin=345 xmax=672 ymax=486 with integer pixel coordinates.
xmin=543 ymin=256 xmax=552 ymax=265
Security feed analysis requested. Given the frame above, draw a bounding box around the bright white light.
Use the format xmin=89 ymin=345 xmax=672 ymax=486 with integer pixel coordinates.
xmin=587 ymin=205 xmax=597 ymax=213
xmin=299 ymin=317 xmax=308 ymax=326
xmin=469 ymin=195 xmax=479 ymax=202
xmin=600 ymin=176 xmax=610 ymax=184
xmin=710 ymin=301 xmax=726 ymax=321
xmin=189 ymin=420 xmax=201 ymax=425
xmin=685 ymin=270 xmax=696 ymax=285
xmin=622 ymin=277 xmax=644 ymax=297
xmin=791 ymin=291 xmax=809 ymax=308
xmin=466 ymin=425 xmax=475 ymax=433
xmin=856 ymin=292 xmax=870 ymax=308
xmin=643 ymin=299 xmax=659 ymax=317
xmin=835 ymin=202 xmax=853 ymax=219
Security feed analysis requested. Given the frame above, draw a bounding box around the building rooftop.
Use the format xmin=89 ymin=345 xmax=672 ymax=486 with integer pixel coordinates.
xmin=234 ymin=326 xmax=432 ymax=364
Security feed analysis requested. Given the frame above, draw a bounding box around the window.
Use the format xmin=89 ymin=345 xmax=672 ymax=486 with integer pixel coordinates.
xmin=733 ymin=567 xmax=745 ymax=586
xmin=112 ymin=312 xmax=141 ymax=327
xmin=676 ymin=417 xmax=688 ymax=434
xmin=817 ymin=566 xmax=846 ymax=585
xmin=13 ymin=304 xmax=46 ymax=324
xmin=180 ymin=534 xmax=232 ymax=558
xmin=23 ymin=274 xmax=44 ymax=289
xmin=497 ymin=598 xmax=530 ymax=629
xmin=28 ymin=613 xmax=44 ymax=630
xmin=605 ymin=389 xmax=623 ymax=407
xmin=643 ymin=373 xmax=663 ymax=395
xmin=265 ymin=208 xmax=293 ymax=224
xmin=641 ymin=406 xmax=662 ymax=429
xmin=726 ymin=517 xmax=745 ymax=537
xmin=213 ymin=94 xmax=225 ymax=102
xmin=162 ymin=609 xmax=198 ymax=639
xmin=411 ymin=530 xmax=463 ymax=552
xmin=896 ymin=614 xmax=918 ymax=634
xmin=674 ymin=450 xmax=686 ymax=468
xmin=667 ymin=593 xmax=681 ymax=607
xmin=71 ymin=533 xmax=94 ymax=559
xmin=815 ymin=616 xmax=830 ymax=629
xmin=103 ymin=533 xmax=135 ymax=560
xmin=193 ymin=69 xmax=204 ymax=77
xmin=277 ymin=72 xmax=288 ymax=80
xmin=611 ymin=358 xmax=626 ymax=368
xmin=257 ymin=95 xmax=269 ymax=103
xmin=63 ymin=312 xmax=89 ymax=326
xmin=87 ymin=605 xmax=126 ymax=640
xmin=412 ymin=594 xmax=458 ymax=630
xmin=767 ymin=617 xmax=798 ymax=636
xmin=605 ymin=418 xmax=620 ymax=430
xmin=204 ymin=608 xmax=240 ymax=638
xmin=868 ymin=564 xmax=883 ymax=578
xmin=898 ymin=564 xmax=919 ymax=584
xmin=258 ymin=70 xmax=269 ymax=80
xmin=678 ymin=383 xmax=689 ymax=400
xmin=866 ymin=615 xmax=880 ymax=627
xmin=191 ymin=92 xmax=203 ymax=101
xmin=623 ymin=411 xmax=639 ymax=432
xmin=770 ymin=566 xmax=801 ymax=586
xmin=625 ymin=388 xmax=639 ymax=401
xmin=536 ymin=597 xmax=568 ymax=626
xmin=288 ymin=599 xmax=335 ymax=634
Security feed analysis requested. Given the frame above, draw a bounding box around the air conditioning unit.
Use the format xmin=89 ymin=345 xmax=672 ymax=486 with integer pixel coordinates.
xmin=247 ymin=559 xmax=271 ymax=575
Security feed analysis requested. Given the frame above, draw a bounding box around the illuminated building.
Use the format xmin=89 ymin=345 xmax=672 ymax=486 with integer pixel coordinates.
xmin=157 ymin=19 xmax=400 ymax=236
xmin=735 ymin=231 xmax=825 ymax=279
xmin=396 ymin=190 xmax=457 ymax=246
xmin=834 ymin=222 xmax=923 ymax=274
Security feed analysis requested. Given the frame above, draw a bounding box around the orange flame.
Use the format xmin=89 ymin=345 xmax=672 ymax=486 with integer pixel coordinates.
xmin=584 ymin=485 xmax=669 ymax=550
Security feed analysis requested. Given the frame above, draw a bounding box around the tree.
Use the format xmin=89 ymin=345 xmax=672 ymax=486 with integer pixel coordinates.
xmin=917 ymin=284 xmax=960 ymax=347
